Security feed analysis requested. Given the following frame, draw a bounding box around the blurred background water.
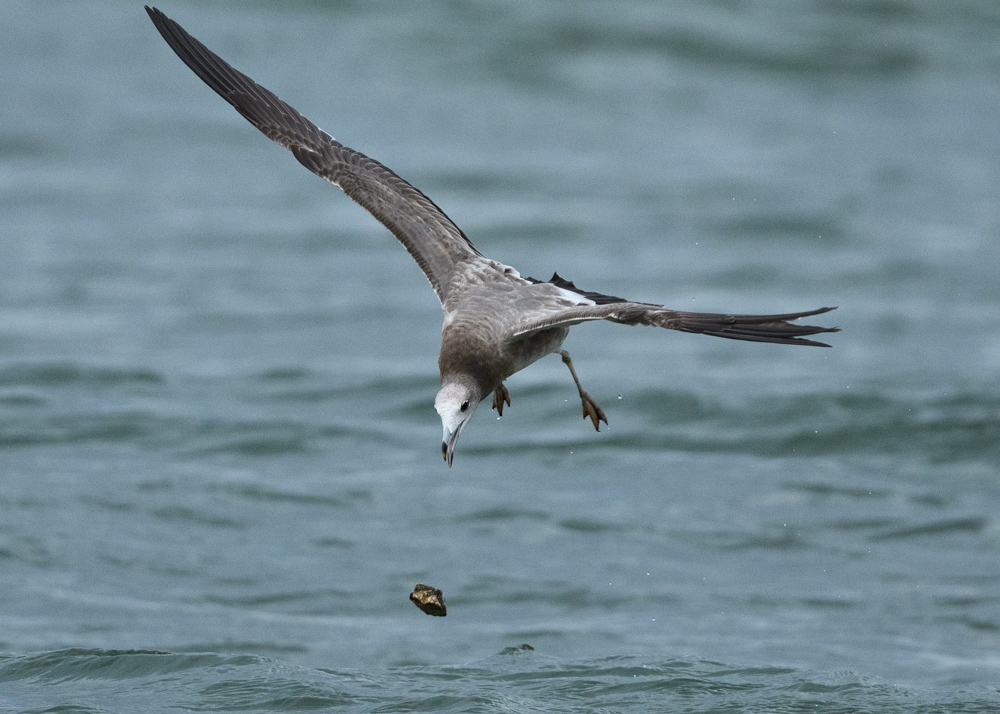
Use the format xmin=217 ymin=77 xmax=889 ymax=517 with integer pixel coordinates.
xmin=2 ymin=0 xmax=999 ymax=711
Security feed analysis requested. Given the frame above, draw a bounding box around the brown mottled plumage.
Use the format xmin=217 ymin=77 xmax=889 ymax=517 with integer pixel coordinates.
xmin=146 ymin=7 xmax=839 ymax=466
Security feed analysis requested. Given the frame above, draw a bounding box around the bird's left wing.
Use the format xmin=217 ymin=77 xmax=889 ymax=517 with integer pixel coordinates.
xmin=506 ymin=291 xmax=840 ymax=347
xmin=145 ymin=6 xmax=483 ymax=304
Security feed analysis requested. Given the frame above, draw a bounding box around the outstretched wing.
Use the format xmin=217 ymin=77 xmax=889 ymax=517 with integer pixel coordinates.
xmin=145 ymin=6 xmax=483 ymax=303
xmin=506 ymin=290 xmax=840 ymax=347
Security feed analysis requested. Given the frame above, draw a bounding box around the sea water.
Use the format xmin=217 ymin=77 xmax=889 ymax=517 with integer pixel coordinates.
xmin=1 ymin=1 xmax=998 ymax=710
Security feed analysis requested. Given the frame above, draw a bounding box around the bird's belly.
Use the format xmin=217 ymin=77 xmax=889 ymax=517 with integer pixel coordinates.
xmin=504 ymin=326 xmax=569 ymax=377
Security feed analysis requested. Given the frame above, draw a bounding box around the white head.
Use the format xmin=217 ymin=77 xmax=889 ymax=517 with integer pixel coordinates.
xmin=434 ymin=378 xmax=481 ymax=467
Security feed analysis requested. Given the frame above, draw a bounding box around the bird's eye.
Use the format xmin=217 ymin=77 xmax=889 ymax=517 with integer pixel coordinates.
xmin=460 ymin=400 xmax=470 ymax=412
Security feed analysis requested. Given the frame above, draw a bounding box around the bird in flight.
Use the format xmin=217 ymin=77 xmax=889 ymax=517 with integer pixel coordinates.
xmin=146 ymin=7 xmax=839 ymax=466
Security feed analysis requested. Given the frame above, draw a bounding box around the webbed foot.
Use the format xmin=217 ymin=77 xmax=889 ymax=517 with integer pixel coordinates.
xmin=578 ymin=389 xmax=608 ymax=431
xmin=492 ymin=383 xmax=511 ymax=416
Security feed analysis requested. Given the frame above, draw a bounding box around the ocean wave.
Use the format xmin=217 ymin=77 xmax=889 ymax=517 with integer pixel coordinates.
xmin=610 ymin=386 xmax=1000 ymax=464
xmin=0 ymin=648 xmax=993 ymax=713
xmin=1 ymin=358 xmax=996 ymax=465
xmin=0 ymin=364 xmax=164 ymax=389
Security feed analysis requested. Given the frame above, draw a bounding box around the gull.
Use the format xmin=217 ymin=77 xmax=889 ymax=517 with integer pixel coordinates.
xmin=146 ymin=7 xmax=839 ymax=466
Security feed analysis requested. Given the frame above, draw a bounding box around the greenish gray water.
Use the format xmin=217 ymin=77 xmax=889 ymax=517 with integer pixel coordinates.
xmin=2 ymin=647 xmax=997 ymax=713
xmin=2 ymin=0 xmax=999 ymax=710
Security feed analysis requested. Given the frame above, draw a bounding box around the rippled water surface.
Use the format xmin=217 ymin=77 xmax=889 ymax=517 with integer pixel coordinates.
xmin=2 ymin=0 xmax=999 ymax=711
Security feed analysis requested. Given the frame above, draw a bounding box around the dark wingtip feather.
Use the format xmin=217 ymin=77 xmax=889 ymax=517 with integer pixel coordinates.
xmin=670 ymin=305 xmax=840 ymax=347
xmin=145 ymin=6 xmax=166 ymax=29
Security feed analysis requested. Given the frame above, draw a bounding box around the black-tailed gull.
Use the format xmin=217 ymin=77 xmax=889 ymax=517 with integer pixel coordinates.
xmin=146 ymin=7 xmax=839 ymax=466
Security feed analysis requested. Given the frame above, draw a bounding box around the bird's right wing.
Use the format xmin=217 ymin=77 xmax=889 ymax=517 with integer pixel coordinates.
xmin=146 ymin=6 xmax=483 ymax=304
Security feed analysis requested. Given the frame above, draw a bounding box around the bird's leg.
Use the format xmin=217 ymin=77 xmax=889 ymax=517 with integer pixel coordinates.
xmin=492 ymin=382 xmax=511 ymax=416
xmin=559 ymin=350 xmax=607 ymax=431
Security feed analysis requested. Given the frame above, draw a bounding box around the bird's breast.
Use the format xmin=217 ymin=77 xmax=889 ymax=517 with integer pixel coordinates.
xmin=438 ymin=312 xmax=568 ymax=395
